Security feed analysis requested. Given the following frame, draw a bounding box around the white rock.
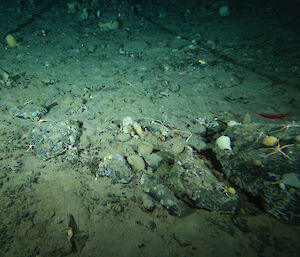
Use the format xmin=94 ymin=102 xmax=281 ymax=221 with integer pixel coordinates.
xmin=122 ymin=116 xmax=134 ymax=134
xmin=122 ymin=116 xmax=134 ymax=127
xmin=216 ymin=135 xmax=232 ymax=151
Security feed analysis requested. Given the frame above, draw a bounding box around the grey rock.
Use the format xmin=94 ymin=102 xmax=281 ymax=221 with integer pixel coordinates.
xmin=97 ymin=154 xmax=134 ymax=184
xmin=145 ymin=122 xmax=174 ymax=141
xmin=170 ymin=158 xmax=239 ymax=214
xmin=195 ymin=114 xmax=222 ymax=135
xmin=30 ymin=120 xmax=80 ymax=160
xmin=216 ymin=124 xmax=300 ymax=223
xmin=40 ymin=214 xmax=73 ymax=256
xmin=10 ymin=104 xmax=47 ymax=121
xmin=140 ymin=173 xmax=186 ymax=216
xmin=186 ymin=135 xmax=207 ymax=152
xmin=264 ymin=187 xmax=300 ymax=224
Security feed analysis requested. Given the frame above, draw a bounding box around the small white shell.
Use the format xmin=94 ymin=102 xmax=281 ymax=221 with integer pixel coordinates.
xmin=227 ymin=120 xmax=241 ymax=127
xmin=216 ymin=135 xmax=232 ymax=151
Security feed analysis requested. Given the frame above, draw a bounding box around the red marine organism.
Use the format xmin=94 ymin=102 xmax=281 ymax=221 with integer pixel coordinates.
xmin=253 ymin=112 xmax=290 ymax=119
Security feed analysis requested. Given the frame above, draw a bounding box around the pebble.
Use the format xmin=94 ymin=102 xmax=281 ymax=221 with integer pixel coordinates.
xmin=171 ymin=140 xmax=185 ymax=155
xmin=143 ymin=153 xmax=163 ymax=171
xmin=116 ymin=133 xmax=131 ymax=142
xmin=138 ymin=142 xmax=154 ymax=155
xmin=127 ymin=154 xmax=145 ymax=171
